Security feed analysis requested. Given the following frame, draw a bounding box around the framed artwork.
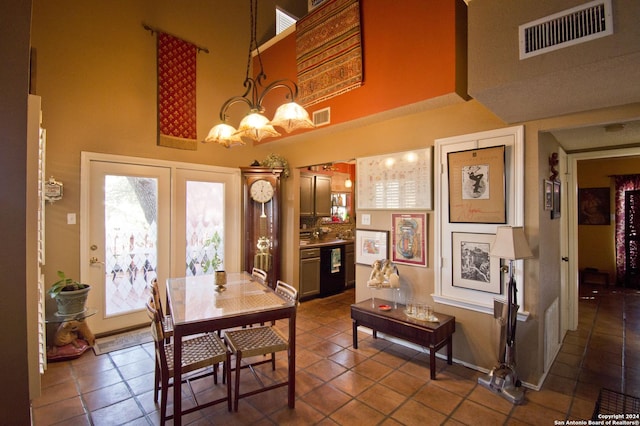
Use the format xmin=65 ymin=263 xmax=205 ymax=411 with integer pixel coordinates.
xmin=357 ymin=148 xmax=432 ymax=210
xmin=391 ymin=213 xmax=427 ymax=267
xmin=551 ymin=181 xmax=561 ymax=219
xmin=355 ymin=229 xmax=389 ymax=266
xmin=578 ymin=187 xmax=610 ymax=225
xmin=447 ymin=145 xmax=506 ymax=223
xmin=452 ymin=232 xmax=501 ymax=294
xmin=543 ymin=180 xmax=553 ymax=211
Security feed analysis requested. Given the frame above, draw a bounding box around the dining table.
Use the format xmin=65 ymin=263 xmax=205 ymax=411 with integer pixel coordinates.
xmin=166 ymin=271 xmax=297 ymax=425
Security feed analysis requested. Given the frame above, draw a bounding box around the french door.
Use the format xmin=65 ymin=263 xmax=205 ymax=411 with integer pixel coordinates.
xmin=81 ymin=153 xmax=241 ymax=335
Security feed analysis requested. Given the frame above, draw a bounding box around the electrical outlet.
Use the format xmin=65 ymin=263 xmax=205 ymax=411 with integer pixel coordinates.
xmin=361 ymin=214 xmax=371 ymax=225
xmin=67 ymin=213 xmax=76 ymax=225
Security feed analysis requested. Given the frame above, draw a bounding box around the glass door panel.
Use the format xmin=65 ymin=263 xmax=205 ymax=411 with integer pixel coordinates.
xmin=185 ymin=181 xmax=225 ymax=276
xmin=173 ymin=167 xmax=241 ymax=278
xmin=104 ymin=175 xmax=158 ymax=316
xmin=84 ymin=159 xmax=170 ymax=335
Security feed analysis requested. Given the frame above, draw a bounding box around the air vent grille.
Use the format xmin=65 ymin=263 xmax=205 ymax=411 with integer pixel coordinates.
xmin=276 ymin=6 xmax=296 ymax=35
xmin=519 ymin=0 xmax=613 ymax=59
xmin=313 ymin=107 xmax=330 ymax=127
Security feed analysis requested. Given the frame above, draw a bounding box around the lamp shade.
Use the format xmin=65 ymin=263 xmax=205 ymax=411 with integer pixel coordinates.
xmin=204 ymin=123 xmax=244 ymax=148
xmin=490 ymin=226 xmax=533 ymax=260
xmin=269 ymin=102 xmax=315 ymax=133
xmin=235 ymin=111 xmax=281 ymax=142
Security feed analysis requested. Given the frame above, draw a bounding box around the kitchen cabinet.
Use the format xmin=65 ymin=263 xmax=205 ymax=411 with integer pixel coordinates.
xmin=300 ymin=173 xmax=331 ymax=217
xmin=300 ymin=248 xmax=321 ymax=300
xmin=345 ymin=242 xmax=355 ymax=288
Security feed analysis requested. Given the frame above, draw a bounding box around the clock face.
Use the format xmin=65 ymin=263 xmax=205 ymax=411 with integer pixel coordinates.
xmin=250 ymin=179 xmax=274 ymax=203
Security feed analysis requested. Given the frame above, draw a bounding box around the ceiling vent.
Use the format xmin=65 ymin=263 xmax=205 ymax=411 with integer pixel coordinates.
xmin=276 ymin=6 xmax=297 ymax=35
xmin=519 ymin=0 xmax=613 ymax=60
xmin=313 ymin=107 xmax=331 ymax=127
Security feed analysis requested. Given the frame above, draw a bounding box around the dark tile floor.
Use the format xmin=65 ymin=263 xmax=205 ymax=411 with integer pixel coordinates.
xmin=32 ymin=284 xmax=640 ymax=425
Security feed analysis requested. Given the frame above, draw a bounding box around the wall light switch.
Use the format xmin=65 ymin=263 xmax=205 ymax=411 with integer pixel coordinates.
xmin=67 ymin=213 xmax=76 ymax=225
xmin=361 ymin=213 xmax=371 ymax=225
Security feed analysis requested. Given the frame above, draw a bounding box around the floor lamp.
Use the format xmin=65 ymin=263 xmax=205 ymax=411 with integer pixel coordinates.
xmin=478 ymin=226 xmax=533 ymax=404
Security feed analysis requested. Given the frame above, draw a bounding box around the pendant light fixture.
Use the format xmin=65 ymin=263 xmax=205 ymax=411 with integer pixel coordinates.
xmin=344 ymin=162 xmax=353 ymax=188
xmin=205 ymin=0 xmax=314 ymax=148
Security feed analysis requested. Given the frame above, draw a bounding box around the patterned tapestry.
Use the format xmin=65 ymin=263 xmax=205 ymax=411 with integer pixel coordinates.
xmin=157 ymin=32 xmax=198 ymax=150
xmin=296 ymin=0 xmax=362 ymax=107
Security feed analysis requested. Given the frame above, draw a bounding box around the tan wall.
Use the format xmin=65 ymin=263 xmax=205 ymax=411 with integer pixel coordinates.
xmin=577 ymin=157 xmax=640 ymax=281
xmin=31 ymin=0 xmax=296 ymax=288
xmin=467 ymin=0 xmax=640 ymax=122
xmin=29 ymin=0 xmax=640 ymax=389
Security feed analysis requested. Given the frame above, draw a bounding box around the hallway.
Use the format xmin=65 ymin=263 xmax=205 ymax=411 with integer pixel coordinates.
xmin=32 ymin=284 xmax=640 ymax=425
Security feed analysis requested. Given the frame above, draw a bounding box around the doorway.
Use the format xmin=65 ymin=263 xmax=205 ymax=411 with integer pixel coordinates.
xmin=80 ymin=152 xmax=242 ymax=335
xmin=567 ymin=146 xmax=640 ymax=331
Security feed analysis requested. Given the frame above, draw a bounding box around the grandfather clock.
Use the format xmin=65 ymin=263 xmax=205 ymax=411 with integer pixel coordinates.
xmin=241 ymin=167 xmax=283 ymax=288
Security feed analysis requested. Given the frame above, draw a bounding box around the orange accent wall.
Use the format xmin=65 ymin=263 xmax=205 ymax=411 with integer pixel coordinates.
xmin=256 ymin=0 xmax=465 ymax=141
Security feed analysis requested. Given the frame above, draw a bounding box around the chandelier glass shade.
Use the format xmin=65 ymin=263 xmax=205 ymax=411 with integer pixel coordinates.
xmin=270 ymin=101 xmax=314 ymax=133
xmin=204 ymin=0 xmax=314 ymax=148
xmin=235 ymin=110 xmax=280 ymax=142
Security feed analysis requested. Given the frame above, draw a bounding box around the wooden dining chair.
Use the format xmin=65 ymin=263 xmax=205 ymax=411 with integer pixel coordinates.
xmin=223 ymin=280 xmax=298 ymax=411
xmin=150 ymin=278 xmax=173 ymax=341
xmin=250 ymin=267 xmax=270 ymax=326
xmin=145 ymin=296 xmax=231 ymax=424
xmin=251 ymin=267 xmax=268 ymax=285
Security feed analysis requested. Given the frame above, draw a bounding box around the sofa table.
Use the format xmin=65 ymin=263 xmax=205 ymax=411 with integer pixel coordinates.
xmin=351 ymin=299 xmax=455 ymax=379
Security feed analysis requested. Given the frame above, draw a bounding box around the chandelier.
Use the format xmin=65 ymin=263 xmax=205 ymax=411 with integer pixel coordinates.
xmin=205 ymin=0 xmax=314 ymax=148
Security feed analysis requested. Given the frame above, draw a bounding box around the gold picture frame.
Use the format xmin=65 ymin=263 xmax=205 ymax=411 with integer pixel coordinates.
xmin=447 ymin=145 xmax=506 ymax=223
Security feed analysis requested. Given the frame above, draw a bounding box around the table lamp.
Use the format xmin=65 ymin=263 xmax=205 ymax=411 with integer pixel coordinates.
xmin=478 ymin=226 xmax=533 ymax=404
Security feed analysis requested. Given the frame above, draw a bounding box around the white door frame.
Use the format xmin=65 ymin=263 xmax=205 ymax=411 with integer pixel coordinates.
xmin=566 ymin=146 xmax=640 ymax=330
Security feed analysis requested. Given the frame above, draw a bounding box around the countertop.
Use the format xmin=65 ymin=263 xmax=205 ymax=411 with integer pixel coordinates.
xmin=299 ymin=238 xmax=354 ymax=249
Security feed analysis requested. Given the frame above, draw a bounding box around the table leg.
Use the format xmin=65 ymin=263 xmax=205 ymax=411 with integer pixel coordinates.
xmin=174 ymin=330 xmax=182 ymax=426
xmin=288 ymin=312 xmax=296 ymax=409
xmin=447 ymin=336 xmax=453 ymax=365
xmin=429 ymin=344 xmax=436 ymax=380
xmin=352 ymin=320 xmax=358 ymax=349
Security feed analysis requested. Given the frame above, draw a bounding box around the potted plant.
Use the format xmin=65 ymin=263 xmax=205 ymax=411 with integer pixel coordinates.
xmin=49 ymin=270 xmax=91 ymax=316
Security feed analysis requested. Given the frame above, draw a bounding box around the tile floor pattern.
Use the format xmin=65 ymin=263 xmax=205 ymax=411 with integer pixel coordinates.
xmin=32 ymin=284 xmax=640 ymax=425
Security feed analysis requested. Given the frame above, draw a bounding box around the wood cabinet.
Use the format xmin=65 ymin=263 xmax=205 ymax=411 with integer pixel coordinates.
xmin=345 ymin=242 xmax=355 ymax=288
xmin=300 ymin=248 xmax=321 ymax=300
xmin=300 ymin=173 xmax=331 ymax=217
xmin=300 ymin=174 xmax=314 ymax=216
xmin=241 ymin=167 xmax=283 ymax=288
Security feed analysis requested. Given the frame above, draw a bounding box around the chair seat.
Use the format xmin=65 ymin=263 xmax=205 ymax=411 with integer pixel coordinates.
xmin=224 ymin=326 xmax=288 ymax=359
xmin=164 ymin=333 xmax=228 ymax=377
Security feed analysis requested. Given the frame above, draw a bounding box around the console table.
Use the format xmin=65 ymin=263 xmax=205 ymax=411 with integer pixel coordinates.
xmin=351 ymin=298 xmax=455 ymax=379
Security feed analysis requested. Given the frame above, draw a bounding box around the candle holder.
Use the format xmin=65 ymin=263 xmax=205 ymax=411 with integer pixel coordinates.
xmin=214 ymin=270 xmax=227 ymax=291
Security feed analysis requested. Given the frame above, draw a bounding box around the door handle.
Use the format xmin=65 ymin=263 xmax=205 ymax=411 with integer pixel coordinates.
xmin=90 ymin=256 xmax=105 ymax=265
xmin=561 ymin=257 xmax=569 ymax=262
